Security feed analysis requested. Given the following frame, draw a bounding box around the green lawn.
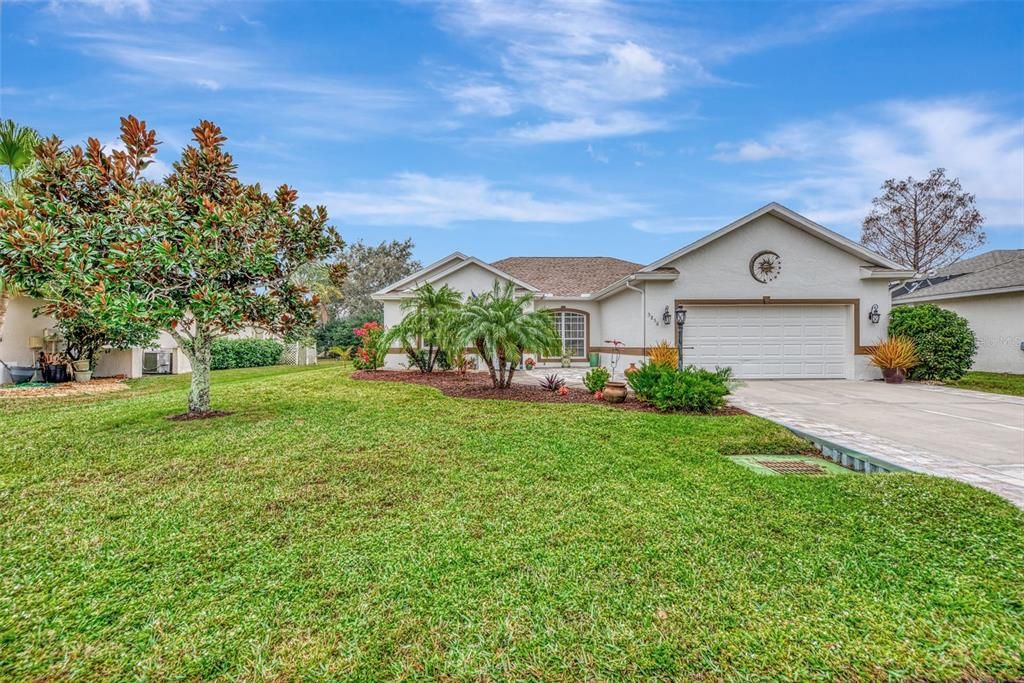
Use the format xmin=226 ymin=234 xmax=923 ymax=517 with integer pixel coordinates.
xmin=948 ymin=371 xmax=1024 ymax=397
xmin=2 ymin=364 xmax=1022 ymax=681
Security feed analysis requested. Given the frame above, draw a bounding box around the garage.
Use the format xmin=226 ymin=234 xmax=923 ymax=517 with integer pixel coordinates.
xmin=681 ymin=304 xmax=851 ymax=379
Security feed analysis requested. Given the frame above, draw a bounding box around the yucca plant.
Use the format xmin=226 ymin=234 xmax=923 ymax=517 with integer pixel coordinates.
xmin=870 ymin=336 xmax=919 ymax=370
xmin=538 ymin=373 xmax=566 ymax=392
xmin=647 ymin=340 xmax=676 ymax=367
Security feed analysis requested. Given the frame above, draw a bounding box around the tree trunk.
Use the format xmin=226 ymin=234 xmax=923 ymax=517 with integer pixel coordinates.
xmin=476 ymin=339 xmax=498 ymax=387
xmin=188 ymin=337 xmax=213 ymax=414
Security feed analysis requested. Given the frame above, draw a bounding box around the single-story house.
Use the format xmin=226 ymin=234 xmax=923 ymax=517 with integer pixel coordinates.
xmin=373 ymin=203 xmax=916 ymax=379
xmin=0 ymin=296 xmax=282 ymax=384
xmin=892 ymin=249 xmax=1023 ymax=374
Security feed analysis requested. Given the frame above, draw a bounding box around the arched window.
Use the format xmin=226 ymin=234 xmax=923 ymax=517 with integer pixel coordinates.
xmin=552 ymin=310 xmax=586 ymax=358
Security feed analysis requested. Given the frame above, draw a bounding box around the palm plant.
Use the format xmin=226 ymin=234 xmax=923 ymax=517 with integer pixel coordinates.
xmin=459 ymin=282 xmax=560 ymax=389
xmin=0 ymin=119 xmax=40 ymax=201
xmin=0 ymin=120 xmax=41 ymax=337
xmin=387 ymin=282 xmax=462 ymax=373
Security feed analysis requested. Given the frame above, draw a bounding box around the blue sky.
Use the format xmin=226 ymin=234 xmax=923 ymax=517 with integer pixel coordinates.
xmin=2 ymin=0 xmax=1022 ymax=265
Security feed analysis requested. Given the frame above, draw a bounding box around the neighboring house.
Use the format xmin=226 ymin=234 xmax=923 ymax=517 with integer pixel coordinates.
xmin=0 ymin=297 xmax=280 ymax=384
xmin=892 ymin=249 xmax=1024 ymax=374
xmin=0 ymin=295 xmax=145 ymax=383
xmin=373 ymin=203 xmax=915 ymax=379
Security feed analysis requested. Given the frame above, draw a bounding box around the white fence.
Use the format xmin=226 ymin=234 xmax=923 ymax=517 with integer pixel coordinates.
xmin=279 ymin=343 xmax=318 ymax=366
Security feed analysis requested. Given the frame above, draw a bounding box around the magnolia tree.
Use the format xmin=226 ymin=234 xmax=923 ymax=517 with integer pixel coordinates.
xmin=0 ymin=116 xmax=342 ymax=415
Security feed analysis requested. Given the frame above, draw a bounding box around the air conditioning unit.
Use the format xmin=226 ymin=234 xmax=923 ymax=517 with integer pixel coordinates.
xmin=143 ymin=351 xmax=173 ymax=375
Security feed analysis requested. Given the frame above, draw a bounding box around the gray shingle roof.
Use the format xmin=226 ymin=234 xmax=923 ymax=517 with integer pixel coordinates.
xmin=893 ymin=249 xmax=1024 ymax=301
xmin=491 ymin=256 xmax=642 ymax=297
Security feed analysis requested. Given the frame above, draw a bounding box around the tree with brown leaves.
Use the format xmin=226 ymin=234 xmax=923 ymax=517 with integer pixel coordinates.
xmin=0 ymin=116 xmax=343 ymax=416
xmin=860 ymin=168 xmax=985 ymax=272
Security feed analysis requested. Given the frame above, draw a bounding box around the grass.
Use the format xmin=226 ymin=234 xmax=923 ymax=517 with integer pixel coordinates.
xmin=947 ymin=371 xmax=1024 ymax=397
xmin=1 ymin=363 xmax=1022 ymax=681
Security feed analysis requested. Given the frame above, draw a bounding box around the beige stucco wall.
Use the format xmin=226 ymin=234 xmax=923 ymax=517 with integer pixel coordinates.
xmin=0 ymin=296 xmax=56 ymax=382
xmin=905 ymin=292 xmax=1024 ymax=374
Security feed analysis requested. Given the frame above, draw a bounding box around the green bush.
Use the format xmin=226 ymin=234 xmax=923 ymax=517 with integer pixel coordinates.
xmin=313 ymin=315 xmax=382 ymax=353
xmin=627 ymin=362 xmax=729 ymax=413
xmin=889 ymin=304 xmax=977 ymax=380
xmin=583 ymin=366 xmax=610 ymax=393
xmin=625 ymin=362 xmax=669 ymax=401
xmin=210 ymin=339 xmax=284 ymax=370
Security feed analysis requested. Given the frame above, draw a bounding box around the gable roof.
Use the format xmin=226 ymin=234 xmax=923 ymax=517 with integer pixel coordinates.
xmin=424 ymin=256 xmax=540 ymax=292
xmin=373 ymin=251 xmax=468 ymax=297
xmin=893 ymin=249 xmax=1024 ymax=302
xmin=490 ymin=256 xmax=642 ymax=297
xmin=640 ymin=202 xmax=909 ymax=272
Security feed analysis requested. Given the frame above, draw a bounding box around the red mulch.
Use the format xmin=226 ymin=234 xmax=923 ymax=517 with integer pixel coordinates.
xmin=352 ymin=370 xmax=746 ymax=416
xmin=165 ymin=410 xmax=235 ymax=422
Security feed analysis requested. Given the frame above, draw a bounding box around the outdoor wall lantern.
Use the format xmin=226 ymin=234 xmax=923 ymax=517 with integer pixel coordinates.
xmin=868 ymin=304 xmax=881 ymax=324
xmin=662 ymin=305 xmax=671 ymax=325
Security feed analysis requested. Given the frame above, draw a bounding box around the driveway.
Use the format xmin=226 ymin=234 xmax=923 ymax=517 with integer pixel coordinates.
xmin=730 ymin=380 xmax=1024 ymax=507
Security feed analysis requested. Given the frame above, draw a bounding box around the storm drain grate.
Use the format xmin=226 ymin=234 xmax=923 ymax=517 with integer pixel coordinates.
xmin=756 ymin=460 xmax=828 ymax=475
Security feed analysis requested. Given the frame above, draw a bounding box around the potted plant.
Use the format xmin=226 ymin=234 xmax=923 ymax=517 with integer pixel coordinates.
xmin=869 ymin=336 xmax=918 ymax=384
xmin=560 ymin=352 xmax=572 ymax=368
xmin=524 ymin=357 xmax=536 ymax=370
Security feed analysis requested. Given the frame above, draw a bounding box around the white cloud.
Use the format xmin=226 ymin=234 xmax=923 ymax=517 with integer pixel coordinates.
xmin=632 ymin=216 xmax=732 ymax=234
xmin=586 ymin=144 xmax=609 ymax=164
xmin=311 ymin=172 xmax=642 ymax=227
xmin=48 ymin=0 xmax=152 ymax=17
xmin=508 ymin=112 xmax=669 ymax=143
xmin=712 ymin=99 xmax=1024 ymax=228
xmin=433 ymin=0 xmax=694 ymax=141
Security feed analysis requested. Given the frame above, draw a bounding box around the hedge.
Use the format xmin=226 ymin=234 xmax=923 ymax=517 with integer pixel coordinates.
xmin=210 ymin=339 xmax=284 ymax=370
xmin=888 ymin=304 xmax=977 ymax=381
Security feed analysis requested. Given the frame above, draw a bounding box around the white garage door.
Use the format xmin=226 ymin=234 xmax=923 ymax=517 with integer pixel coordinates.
xmin=683 ymin=305 xmax=851 ymax=379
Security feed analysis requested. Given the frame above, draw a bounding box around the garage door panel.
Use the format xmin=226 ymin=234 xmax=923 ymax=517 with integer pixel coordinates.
xmin=684 ymin=305 xmax=850 ymax=379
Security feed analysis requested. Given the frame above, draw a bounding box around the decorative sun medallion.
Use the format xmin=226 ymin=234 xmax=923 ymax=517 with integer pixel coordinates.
xmin=749 ymin=250 xmax=782 ymax=283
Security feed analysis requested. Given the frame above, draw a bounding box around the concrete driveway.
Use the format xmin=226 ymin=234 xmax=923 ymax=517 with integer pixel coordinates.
xmin=730 ymin=380 xmax=1024 ymax=506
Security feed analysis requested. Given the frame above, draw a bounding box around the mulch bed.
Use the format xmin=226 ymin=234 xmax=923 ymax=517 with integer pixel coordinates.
xmin=0 ymin=377 xmax=129 ymax=399
xmin=352 ymin=370 xmax=746 ymax=416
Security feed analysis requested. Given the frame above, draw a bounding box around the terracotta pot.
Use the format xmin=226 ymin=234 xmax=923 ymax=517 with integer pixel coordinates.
xmin=603 ymin=381 xmax=627 ymax=403
xmin=881 ymin=367 xmax=906 ymax=384
xmin=624 ymin=362 xmax=639 ymax=375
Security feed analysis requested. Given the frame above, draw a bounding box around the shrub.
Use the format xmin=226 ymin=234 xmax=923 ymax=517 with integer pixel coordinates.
xmin=889 ymin=305 xmax=976 ymax=380
xmin=353 ymin=321 xmax=387 ymax=371
xmin=869 ymin=336 xmax=919 ymax=370
xmin=583 ymin=366 xmax=610 ymax=393
xmin=646 ymin=341 xmax=676 ymax=367
xmin=627 ymin=362 xmax=730 ymax=413
xmin=538 ymin=373 xmax=566 ymax=392
xmin=314 ymin=315 xmax=381 ymax=353
xmin=625 ymin=362 xmax=669 ymax=401
xmin=210 ymin=339 xmax=284 ymax=370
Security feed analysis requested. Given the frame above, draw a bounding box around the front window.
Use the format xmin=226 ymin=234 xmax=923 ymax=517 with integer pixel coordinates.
xmin=552 ymin=311 xmax=586 ymax=358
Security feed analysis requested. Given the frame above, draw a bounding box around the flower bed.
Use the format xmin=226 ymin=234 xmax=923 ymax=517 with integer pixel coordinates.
xmin=352 ymin=370 xmax=745 ymax=415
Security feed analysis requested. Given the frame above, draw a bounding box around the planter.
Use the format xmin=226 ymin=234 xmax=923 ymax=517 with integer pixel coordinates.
xmin=44 ymin=363 xmax=70 ymax=383
xmin=72 ymin=359 xmax=90 ymax=372
xmin=881 ymin=367 xmax=906 ymax=384
xmin=624 ymin=363 xmax=639 ymax=376
xmin=8 ymin=366 xmax=35 ymax=384
xmin=588 ymin=352 xmax=600 ymax=367
xmin=560 ymin=357 xmax=572 ymax=368
xmin=603 ymin=381 xmax=627 ymax=403
xmin=74 ymin=370 xmax=93 ymax=383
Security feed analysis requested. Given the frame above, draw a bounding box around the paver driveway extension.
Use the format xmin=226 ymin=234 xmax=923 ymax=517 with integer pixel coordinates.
xmin=730 ymin=380 xmax=1024 ymax=506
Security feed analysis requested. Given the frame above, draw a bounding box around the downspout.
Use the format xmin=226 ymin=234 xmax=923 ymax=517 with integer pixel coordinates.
xmin=623 ymin=276 xmax=646 ymax=357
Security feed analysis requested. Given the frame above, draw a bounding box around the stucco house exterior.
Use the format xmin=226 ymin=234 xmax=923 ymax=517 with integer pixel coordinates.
xmin=0 ymin=297 xmax=283 ymax=384
xmin=893 ymin=249 xmax=1024 ymax=374
xmin=373 ymin=203 xmax=915 ymax=380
